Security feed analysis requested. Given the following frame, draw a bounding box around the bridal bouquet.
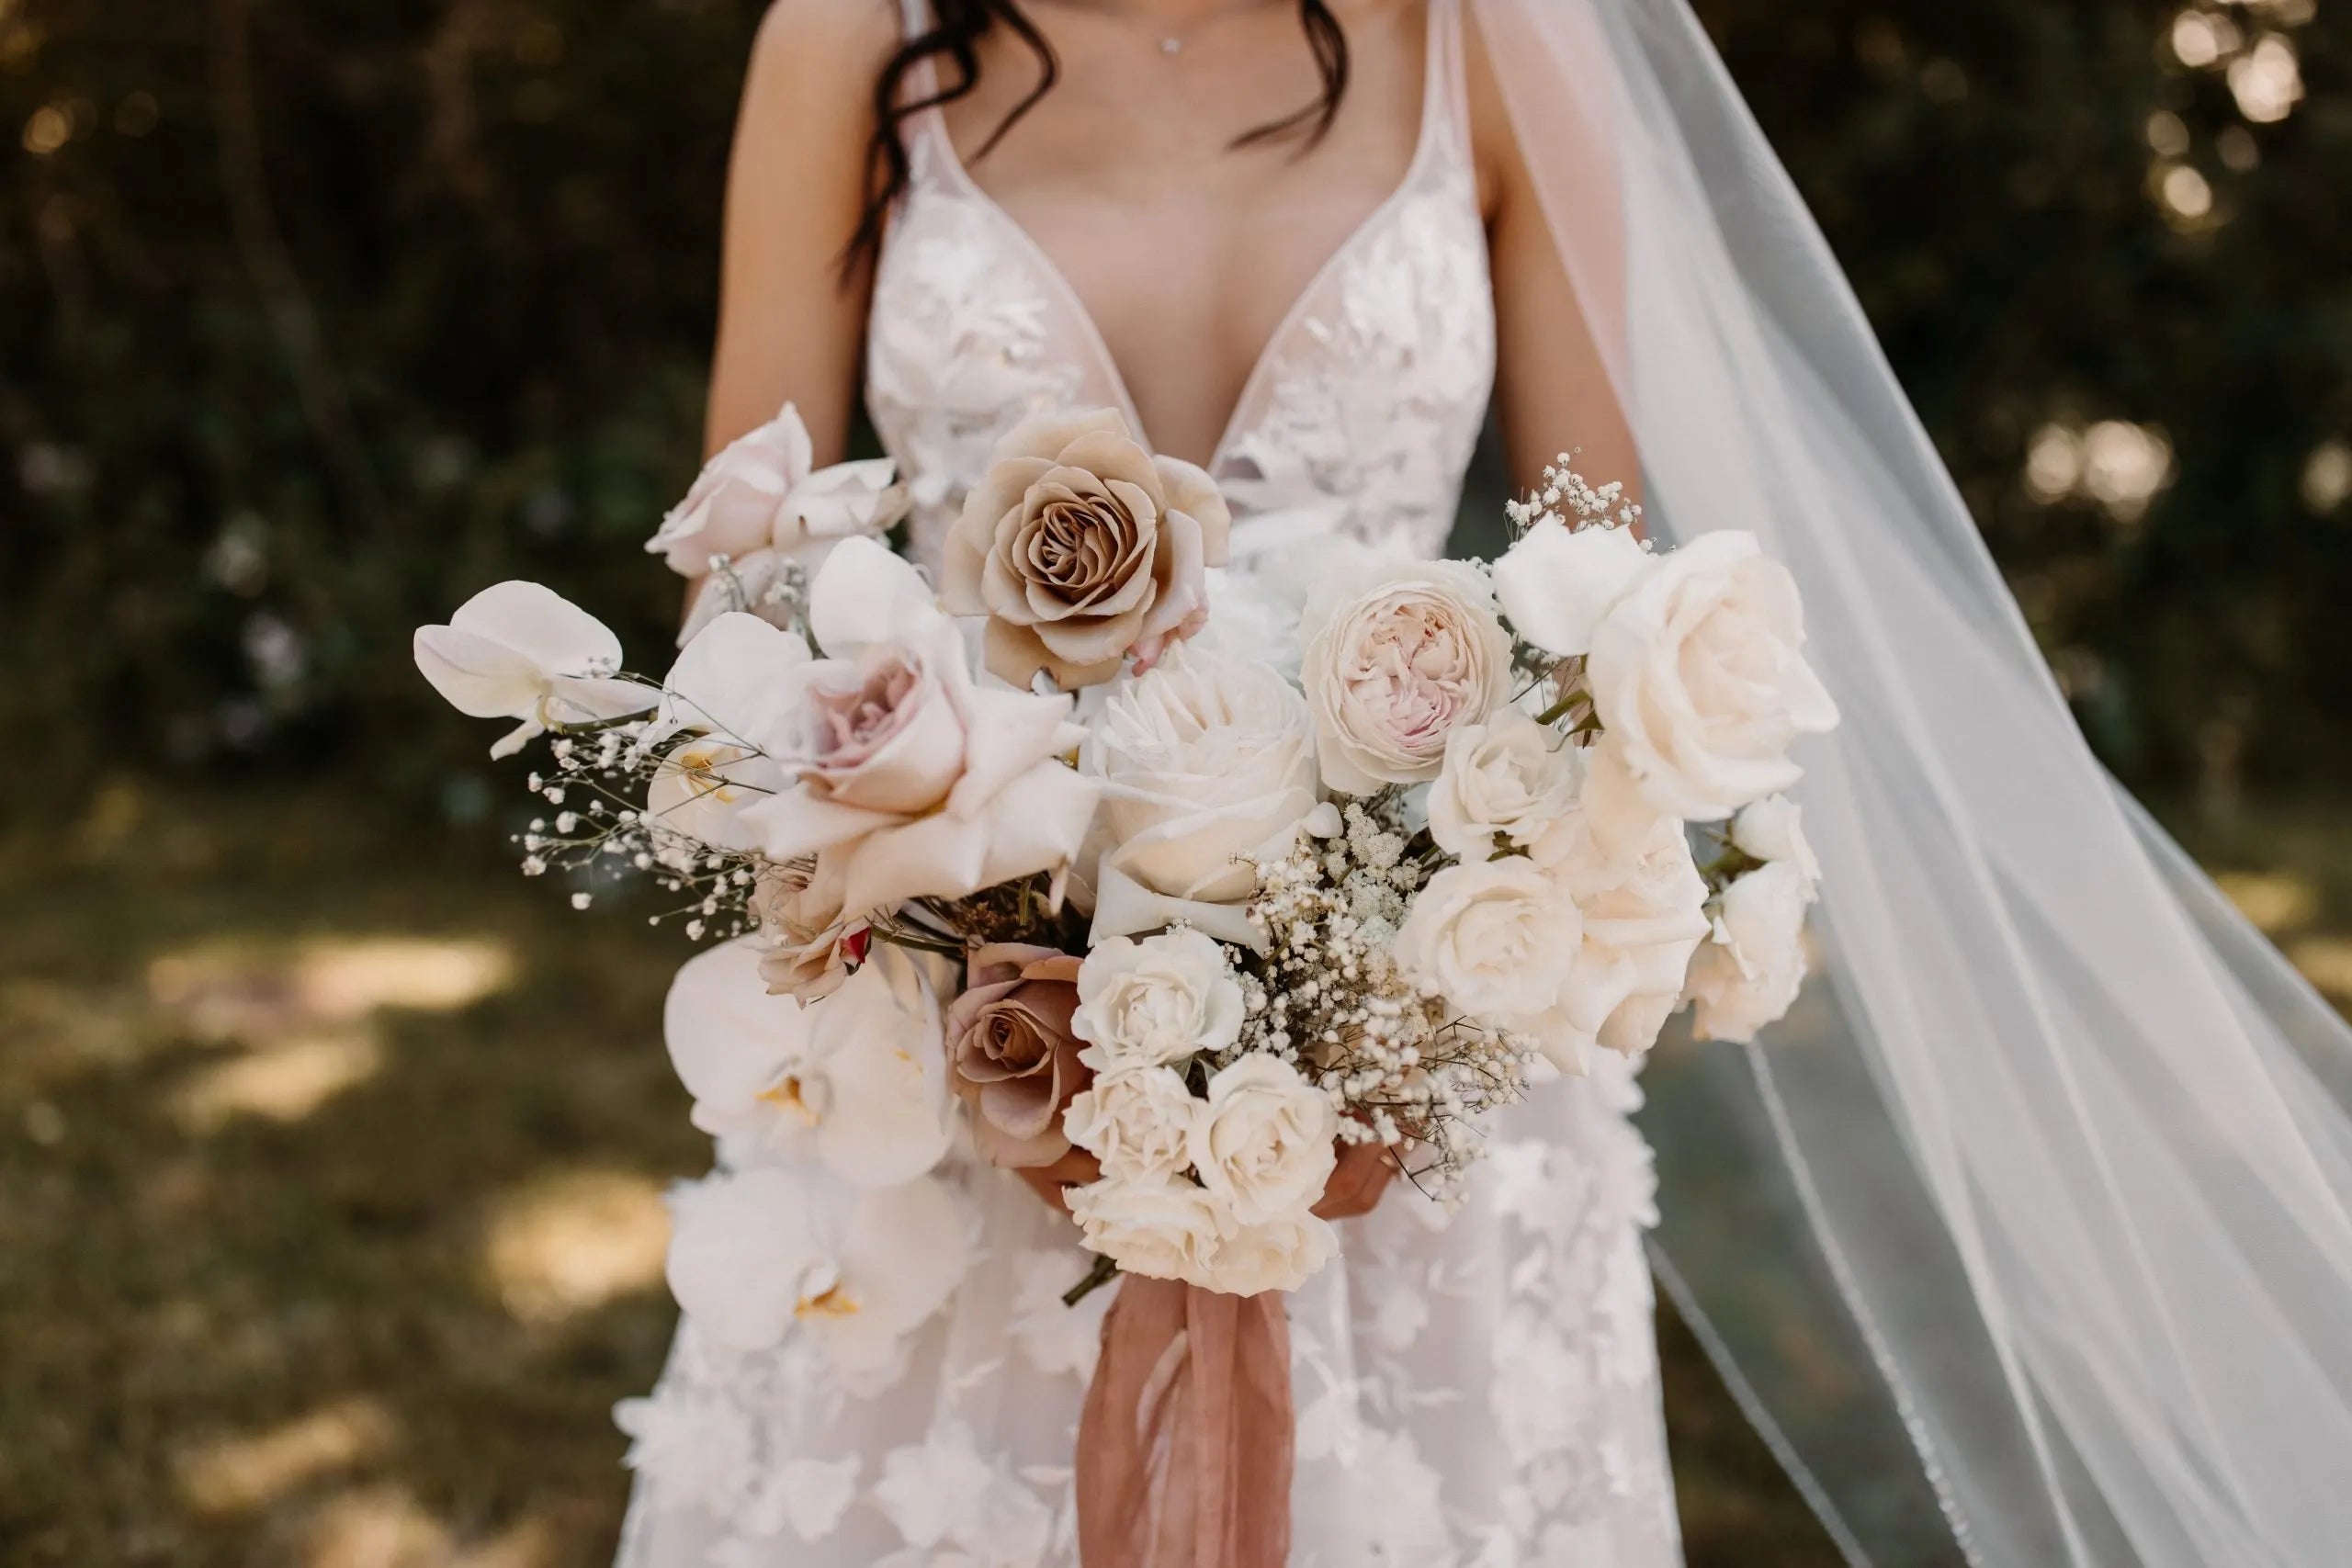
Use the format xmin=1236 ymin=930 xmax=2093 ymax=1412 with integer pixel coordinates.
xmin=414 ymin=403 xmax=1837 ymax=1354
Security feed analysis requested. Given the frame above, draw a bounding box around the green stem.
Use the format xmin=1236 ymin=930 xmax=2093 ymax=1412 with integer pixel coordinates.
xmin=1062 ymin=1252 xmax=1120 ymax=1308
xmin=1535 ymin=693 xmax=1580 ymax=727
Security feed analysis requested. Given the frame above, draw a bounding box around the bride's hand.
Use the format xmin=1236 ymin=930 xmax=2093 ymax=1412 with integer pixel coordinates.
xmin=1312 ymin=1140 xmax=1399 ymax=1222
xmin=1016 ymin=1148 xmax=1102 ymax=1215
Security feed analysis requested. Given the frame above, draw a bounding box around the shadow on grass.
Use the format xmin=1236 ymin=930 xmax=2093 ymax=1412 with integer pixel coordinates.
xmin=6 ymin=782 xmax=2343 ymax=1566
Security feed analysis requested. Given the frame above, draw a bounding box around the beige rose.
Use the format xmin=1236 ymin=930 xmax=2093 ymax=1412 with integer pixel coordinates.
xmin=1062 ymin=1065 xmax=1200 ymax=1183
xmin=944 ymin=944 xmax=1090 ymax=1168
xmin=941 ymin=409 xmax=1232 ymax=690
xmin=1193 ymin=1213 xmax=1339 ymax=1295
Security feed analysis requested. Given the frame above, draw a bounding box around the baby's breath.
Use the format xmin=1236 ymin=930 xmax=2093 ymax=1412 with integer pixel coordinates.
xmin=1237 ymin=803 xmax=1538 ymax=1201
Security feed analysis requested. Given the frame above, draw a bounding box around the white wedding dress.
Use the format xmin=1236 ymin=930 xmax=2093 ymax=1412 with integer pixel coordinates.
xmin=613 ymin=1 xmax=1684 ymax=1562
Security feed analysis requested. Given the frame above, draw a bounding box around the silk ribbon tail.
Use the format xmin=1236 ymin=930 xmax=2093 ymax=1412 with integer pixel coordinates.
xmin=1075 ymin=1275 xmax=1294 ymax=1568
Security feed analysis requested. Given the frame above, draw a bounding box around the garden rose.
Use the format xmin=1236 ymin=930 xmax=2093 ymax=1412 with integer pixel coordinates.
xmin=1188 ymin=1055 xmax=1339 ymax=1228
xmin=940 ymin=408 xmax=1231 ymax=689
xmin=944 ymin=944 xmax=1088 ymax=1168
xmin=1683 ymin=859 xmax=1815 ymax=1043
xmin=1426 ymin=710 xmax=1583 ymax=861
xmin=1067 ymin=1176 xmax=1226 ymax=1283
xmin=1298 ymin=556 xmax=1514 ymax=794
xmin=1393 ymin=858 xmax=1585 ymax=1025
xmin=741 ymin=539 xmax=1100 ymax=918
xmin=1069 ymin=928 xmax=1245 ymax=1072
xmin=1585 ymin=531 xmax=1839 ymax=820
xmin=1062 ymin=1065 xmax=1199 ymax=1183
xmin=1085 ymin=646 xmax=1322 ymax=947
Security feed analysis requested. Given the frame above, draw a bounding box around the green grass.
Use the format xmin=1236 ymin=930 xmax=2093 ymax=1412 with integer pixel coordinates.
xmin=3 ymin=782 xmax=2342 ymax=1566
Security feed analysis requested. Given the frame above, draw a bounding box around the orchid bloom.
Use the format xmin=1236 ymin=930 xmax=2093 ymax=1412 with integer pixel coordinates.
xmin=662 ymin=938 xmax=952 ymax=1186
xmin=663 ymin=1164 xmax=969 ymax=1378
xmin=646 ymin=403 xmax=910 ymax=646
xmin=413 ymin=581 xmax=654 ymax=758
xmin=638 ymin=612 xmax=808 ymax=851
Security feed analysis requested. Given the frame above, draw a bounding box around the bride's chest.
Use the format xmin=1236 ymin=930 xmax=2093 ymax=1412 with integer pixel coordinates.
xmin=863 ymin=127 xmax=1497 ymax=572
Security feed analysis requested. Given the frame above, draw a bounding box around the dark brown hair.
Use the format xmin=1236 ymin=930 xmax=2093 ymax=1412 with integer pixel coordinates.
xmin=850 ymin=0 xmax=1351 ymax=276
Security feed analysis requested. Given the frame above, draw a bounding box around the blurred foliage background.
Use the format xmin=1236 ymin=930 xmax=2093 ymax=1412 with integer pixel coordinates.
xmin=5 ymin=0 xmax=2348 ymax=808
xmin=4 ymin=0 xmax=2348 ymax=1564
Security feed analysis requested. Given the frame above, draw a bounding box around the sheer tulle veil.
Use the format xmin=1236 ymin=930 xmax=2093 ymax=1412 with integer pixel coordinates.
xmin=1472 ymin=0 xmax=2352 ymax=1562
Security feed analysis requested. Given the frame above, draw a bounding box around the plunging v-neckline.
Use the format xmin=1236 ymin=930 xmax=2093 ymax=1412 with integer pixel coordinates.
xmin=913 ymin=0 xmax=1445 ymax=473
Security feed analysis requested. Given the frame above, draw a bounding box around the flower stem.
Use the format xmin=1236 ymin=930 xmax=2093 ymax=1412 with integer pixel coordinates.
xmin=1062 ymin=1252 xmax=1120 ymax=1308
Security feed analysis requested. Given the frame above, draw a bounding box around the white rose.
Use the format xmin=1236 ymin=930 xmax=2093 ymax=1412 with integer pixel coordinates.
xmin=1732 ymin=794 xmax=1821 ymax=885
xmin=1493 ymin=519 xmax=1656 ymax=657
xmin=1086 ymin=647 xmax=1321 ymax=948
xmin=1393 ymin=859 xmax=1584 ymax=1023
xmin=1298 ymin=555 xmax=1514 ymax=795
xmin=1540 ymin=810 xmax=1712 ymax=1064
xmin=1062 ymin=1066 xmax=1201 ymax=1183
xmin=1189 ymin=1055 xmax=1340 ymax=1228
xmin=1067 ymin=1177 xmax=1226 ymax=1283
xmin=1586 ymin=531 xmax=1839 ymax=820
xmin=1069 ymin=929 xmax=1244 ymax=1073
xmin=1193 ymin=1213 xmax=1340 ymax=1295
xmin=1426 ymin=711 xmax=1584 ymax=861
xmin=1683 ymin=859 xmax=1814 ymax=1043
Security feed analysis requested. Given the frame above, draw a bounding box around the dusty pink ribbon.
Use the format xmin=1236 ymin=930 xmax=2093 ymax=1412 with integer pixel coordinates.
xmin=1076 ymin=1276 xmax=1294 ymax=1568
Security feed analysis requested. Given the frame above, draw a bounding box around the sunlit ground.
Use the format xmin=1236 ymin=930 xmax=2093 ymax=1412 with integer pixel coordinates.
xmin=4 ymin=781 xmax=2346 ymax=1566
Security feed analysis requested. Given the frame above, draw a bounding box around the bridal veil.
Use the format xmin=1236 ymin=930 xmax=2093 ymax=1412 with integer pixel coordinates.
xmin=1472 ymin=0 xmax=2352 ymax=1562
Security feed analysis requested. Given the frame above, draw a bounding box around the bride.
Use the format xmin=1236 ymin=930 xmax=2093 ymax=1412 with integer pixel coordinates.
xmin=614 ymin=0 xmax=2352 ymax=1563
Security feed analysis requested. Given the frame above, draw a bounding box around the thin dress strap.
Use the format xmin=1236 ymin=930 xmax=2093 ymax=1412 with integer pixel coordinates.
xmin=1427 ymin=0 xmax=1475 ymax=172
xmin=893 ymin=0 xmax=951 ymax=173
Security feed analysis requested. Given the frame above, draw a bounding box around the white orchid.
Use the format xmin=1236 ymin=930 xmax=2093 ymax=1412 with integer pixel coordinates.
xmin=413 ymin=581 xmax=654 ymax=758
xmin=662 ymin=939 xmax=952 ymax=1187
xmin=638 ymin=613 xmax=809 ymax=850
xmin=649 ymin=403 xmax=910 ymax=645
xmin=664 ymin=1164 xmax=968 ymax=1380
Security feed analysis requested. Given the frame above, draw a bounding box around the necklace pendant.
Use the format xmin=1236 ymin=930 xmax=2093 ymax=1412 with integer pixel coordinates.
xmin=1159 ymin=34 xmax=1182 ymax=54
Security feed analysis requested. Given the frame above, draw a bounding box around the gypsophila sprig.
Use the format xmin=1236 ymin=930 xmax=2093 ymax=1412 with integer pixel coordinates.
xmin=1235 ymin=805 xmax=1538 ymax=1201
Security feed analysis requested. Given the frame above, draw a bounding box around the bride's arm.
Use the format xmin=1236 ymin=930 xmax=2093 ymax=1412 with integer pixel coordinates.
xmin=702 ymin=0 xmax=899 ymax=462
xmin=1464 ymin=1 xmax=1643 ymax=512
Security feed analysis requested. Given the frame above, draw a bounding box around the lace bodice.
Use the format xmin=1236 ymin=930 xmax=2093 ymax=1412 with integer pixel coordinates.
xmin=865 ymin=0 xmax=1497 ymax=570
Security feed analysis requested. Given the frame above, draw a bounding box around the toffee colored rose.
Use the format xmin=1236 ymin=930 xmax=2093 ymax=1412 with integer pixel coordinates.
xmin=941 ymin=409 xmax=1231 ymax=689
xmin=945 ymin=943 xmax=1090 ymax=1168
